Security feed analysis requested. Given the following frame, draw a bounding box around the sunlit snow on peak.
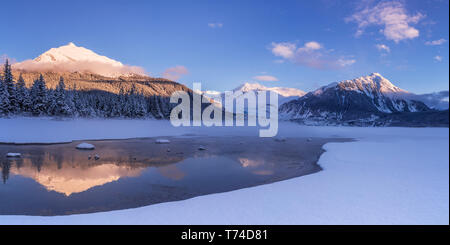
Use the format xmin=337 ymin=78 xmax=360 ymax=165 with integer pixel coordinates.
xmin=13 ymin=42 xmax=146 ymax=77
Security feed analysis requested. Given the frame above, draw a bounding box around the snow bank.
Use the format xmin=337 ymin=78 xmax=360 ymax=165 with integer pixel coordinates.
xmin=0 ymin=118 xmax=192 ymax=144
xmin=0 ymin=125 xmax=447 ymax=225
xmin=6 ymin=153 xmax=21 ymax=157
xmin=75 ymin=143 xmax=95 ymax=150
xmin=155 ymin=139 xmax=170 ymax=144
xmin=0 ymin=117 xmax=447 ymax=144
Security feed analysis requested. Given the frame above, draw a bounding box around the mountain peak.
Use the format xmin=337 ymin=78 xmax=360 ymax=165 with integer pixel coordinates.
xmin=234 ymin=82 xmax=267 ymax=92
xmin=362 ymin=73 xmax=405 ymax=95
xmin=313 ymin=73 xmax=410 ymax=98
xmin=13 ymin=43 xmax=145 ymax=77
xmin=233 ymin=82 xmax=306 ymax=97
xmin=33 ymin=43 xmax=124 ymax=67
xmin=369 ymin=72 xmax=383 ymax=77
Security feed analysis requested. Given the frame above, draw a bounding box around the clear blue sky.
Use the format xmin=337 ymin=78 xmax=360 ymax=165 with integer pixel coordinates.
xmin=1 ymin=0 xmax=448 ymax=93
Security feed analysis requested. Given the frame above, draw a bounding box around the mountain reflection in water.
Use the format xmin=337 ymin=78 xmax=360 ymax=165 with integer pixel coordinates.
xmin=0 ymin=137 xmax=334 ymax=215
xmin=1 ymin=142 xmax=185 ymax=196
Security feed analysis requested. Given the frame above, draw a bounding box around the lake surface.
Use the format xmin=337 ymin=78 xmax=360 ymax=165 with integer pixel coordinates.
xmin=0 ymin=136 xmax=342 ymax=216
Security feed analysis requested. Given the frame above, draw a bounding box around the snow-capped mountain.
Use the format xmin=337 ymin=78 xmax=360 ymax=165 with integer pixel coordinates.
xmin=13 ymin=42 xmax=145 ymax=77
xmin=203 ymin=82 xmax=306 ymax=112
xmin=279 ymin=73 xmax=433 ymax=125
xmin=233 ymin=82 xmax=306 ymax=97
xmin=9 ymin=43 xmax=192 ymax=119
xmin=34 ymin=42 xmax=123 ymax=66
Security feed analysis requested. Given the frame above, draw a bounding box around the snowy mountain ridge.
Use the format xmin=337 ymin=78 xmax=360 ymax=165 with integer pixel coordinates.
xmin=313 ymin=73 xmax=409 ymax=97
xmin=279 ymin=73 xmax=439 ymax=125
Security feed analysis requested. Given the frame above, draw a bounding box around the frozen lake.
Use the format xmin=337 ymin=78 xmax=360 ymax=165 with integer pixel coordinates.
xmin=0 ymin=136 xmax=344 ymax=215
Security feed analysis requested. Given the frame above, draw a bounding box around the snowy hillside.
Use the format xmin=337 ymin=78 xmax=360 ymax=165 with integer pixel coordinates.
xmin=13 ymin=42 xmax=145 ymax=77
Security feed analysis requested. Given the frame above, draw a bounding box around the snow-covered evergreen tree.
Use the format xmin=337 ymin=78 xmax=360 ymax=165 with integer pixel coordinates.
xmin=15 ymin=74 xmax=31 ymax=113
xmin=30 ymin=75 xmax=48 ymax=116
xmin=64 ymin=89 xmax=76 ymax=117
xmin=0 ymin=78 xmax=10 ymax=115
xmin=2 ymin=60 xmax=17 ymax=113
xmin=50 ymin=77 xmax=71 ymax=116
xmin=134 ymin=89 xmax=147 ymax=117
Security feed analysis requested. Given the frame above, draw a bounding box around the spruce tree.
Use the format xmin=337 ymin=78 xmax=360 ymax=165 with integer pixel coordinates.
xmin=47 ymin=89 xmax=56 ymax=115
xmin=30 ymin=74 xmax=48 ymax=116
xmin=134 ymin=90 xmax=147 ymax=117
xmin=16 ymin=74 xmax=31 ymax=112
xmin=51 ymin=77 xmax=71 ymax=116
xmin=65 ymin=87 xmax=76 ymax=117
xmin=0 ymin=79 xmax=10 ymax=115
xmin=2 ymin=60 xmax=17 ymax=112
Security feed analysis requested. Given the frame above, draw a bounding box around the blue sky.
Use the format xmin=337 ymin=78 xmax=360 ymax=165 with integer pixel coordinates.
xmin=1 ymin=0 xmax=448 ymax=93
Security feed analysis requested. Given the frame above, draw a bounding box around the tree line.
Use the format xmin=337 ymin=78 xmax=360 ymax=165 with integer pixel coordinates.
xmin=0 ymin=60 xmax=172 ymax=118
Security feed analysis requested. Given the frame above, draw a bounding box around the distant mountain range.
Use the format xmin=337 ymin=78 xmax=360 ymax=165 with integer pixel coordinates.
xmin=203 ymin=83 xmax=306 ymax=113
xmin=279 ymin=73 xmax=448 ymax=126
xmin=8 ymin=42 xmax=449 ymax=126
xmin=203 ymin=73 xmax=447 ymax=126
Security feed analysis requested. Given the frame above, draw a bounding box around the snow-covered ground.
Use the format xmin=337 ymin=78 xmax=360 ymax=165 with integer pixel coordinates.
xmin=0 ymin=117 xmax=448 ymax=224
xmin=1 ymin=117 xmax=446 ymax=143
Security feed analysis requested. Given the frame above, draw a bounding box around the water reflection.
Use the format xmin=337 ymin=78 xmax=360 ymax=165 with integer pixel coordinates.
xmin=157 ymin=165 xmax=186 ymax=181
xmin=0 ymin=137 xmax=328 ymax=215
xmin=238 ymin=158 xmax=275 ymax=176
xmin=9 ymin=160 xmax=144 ymax=196
xmin=1 ymin=161 xmax=11 ymax=184
xmin=1 ymin=142 xmax=186 ymax=196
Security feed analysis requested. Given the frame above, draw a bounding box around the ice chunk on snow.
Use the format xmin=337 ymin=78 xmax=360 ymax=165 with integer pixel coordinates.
xmin=155 ymin=139 xmax=170 ymax=144
xmin=6 ymin=153 xmax=21 ymax=157
xmin=76 ymin=143 xmax=95 ymax=150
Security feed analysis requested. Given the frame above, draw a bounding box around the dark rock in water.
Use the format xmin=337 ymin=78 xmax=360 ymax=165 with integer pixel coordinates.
xmin=198 ymin=146 xmax=206 ymax=151
xmin=274 ymin=137 xmax=286 ymax=142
